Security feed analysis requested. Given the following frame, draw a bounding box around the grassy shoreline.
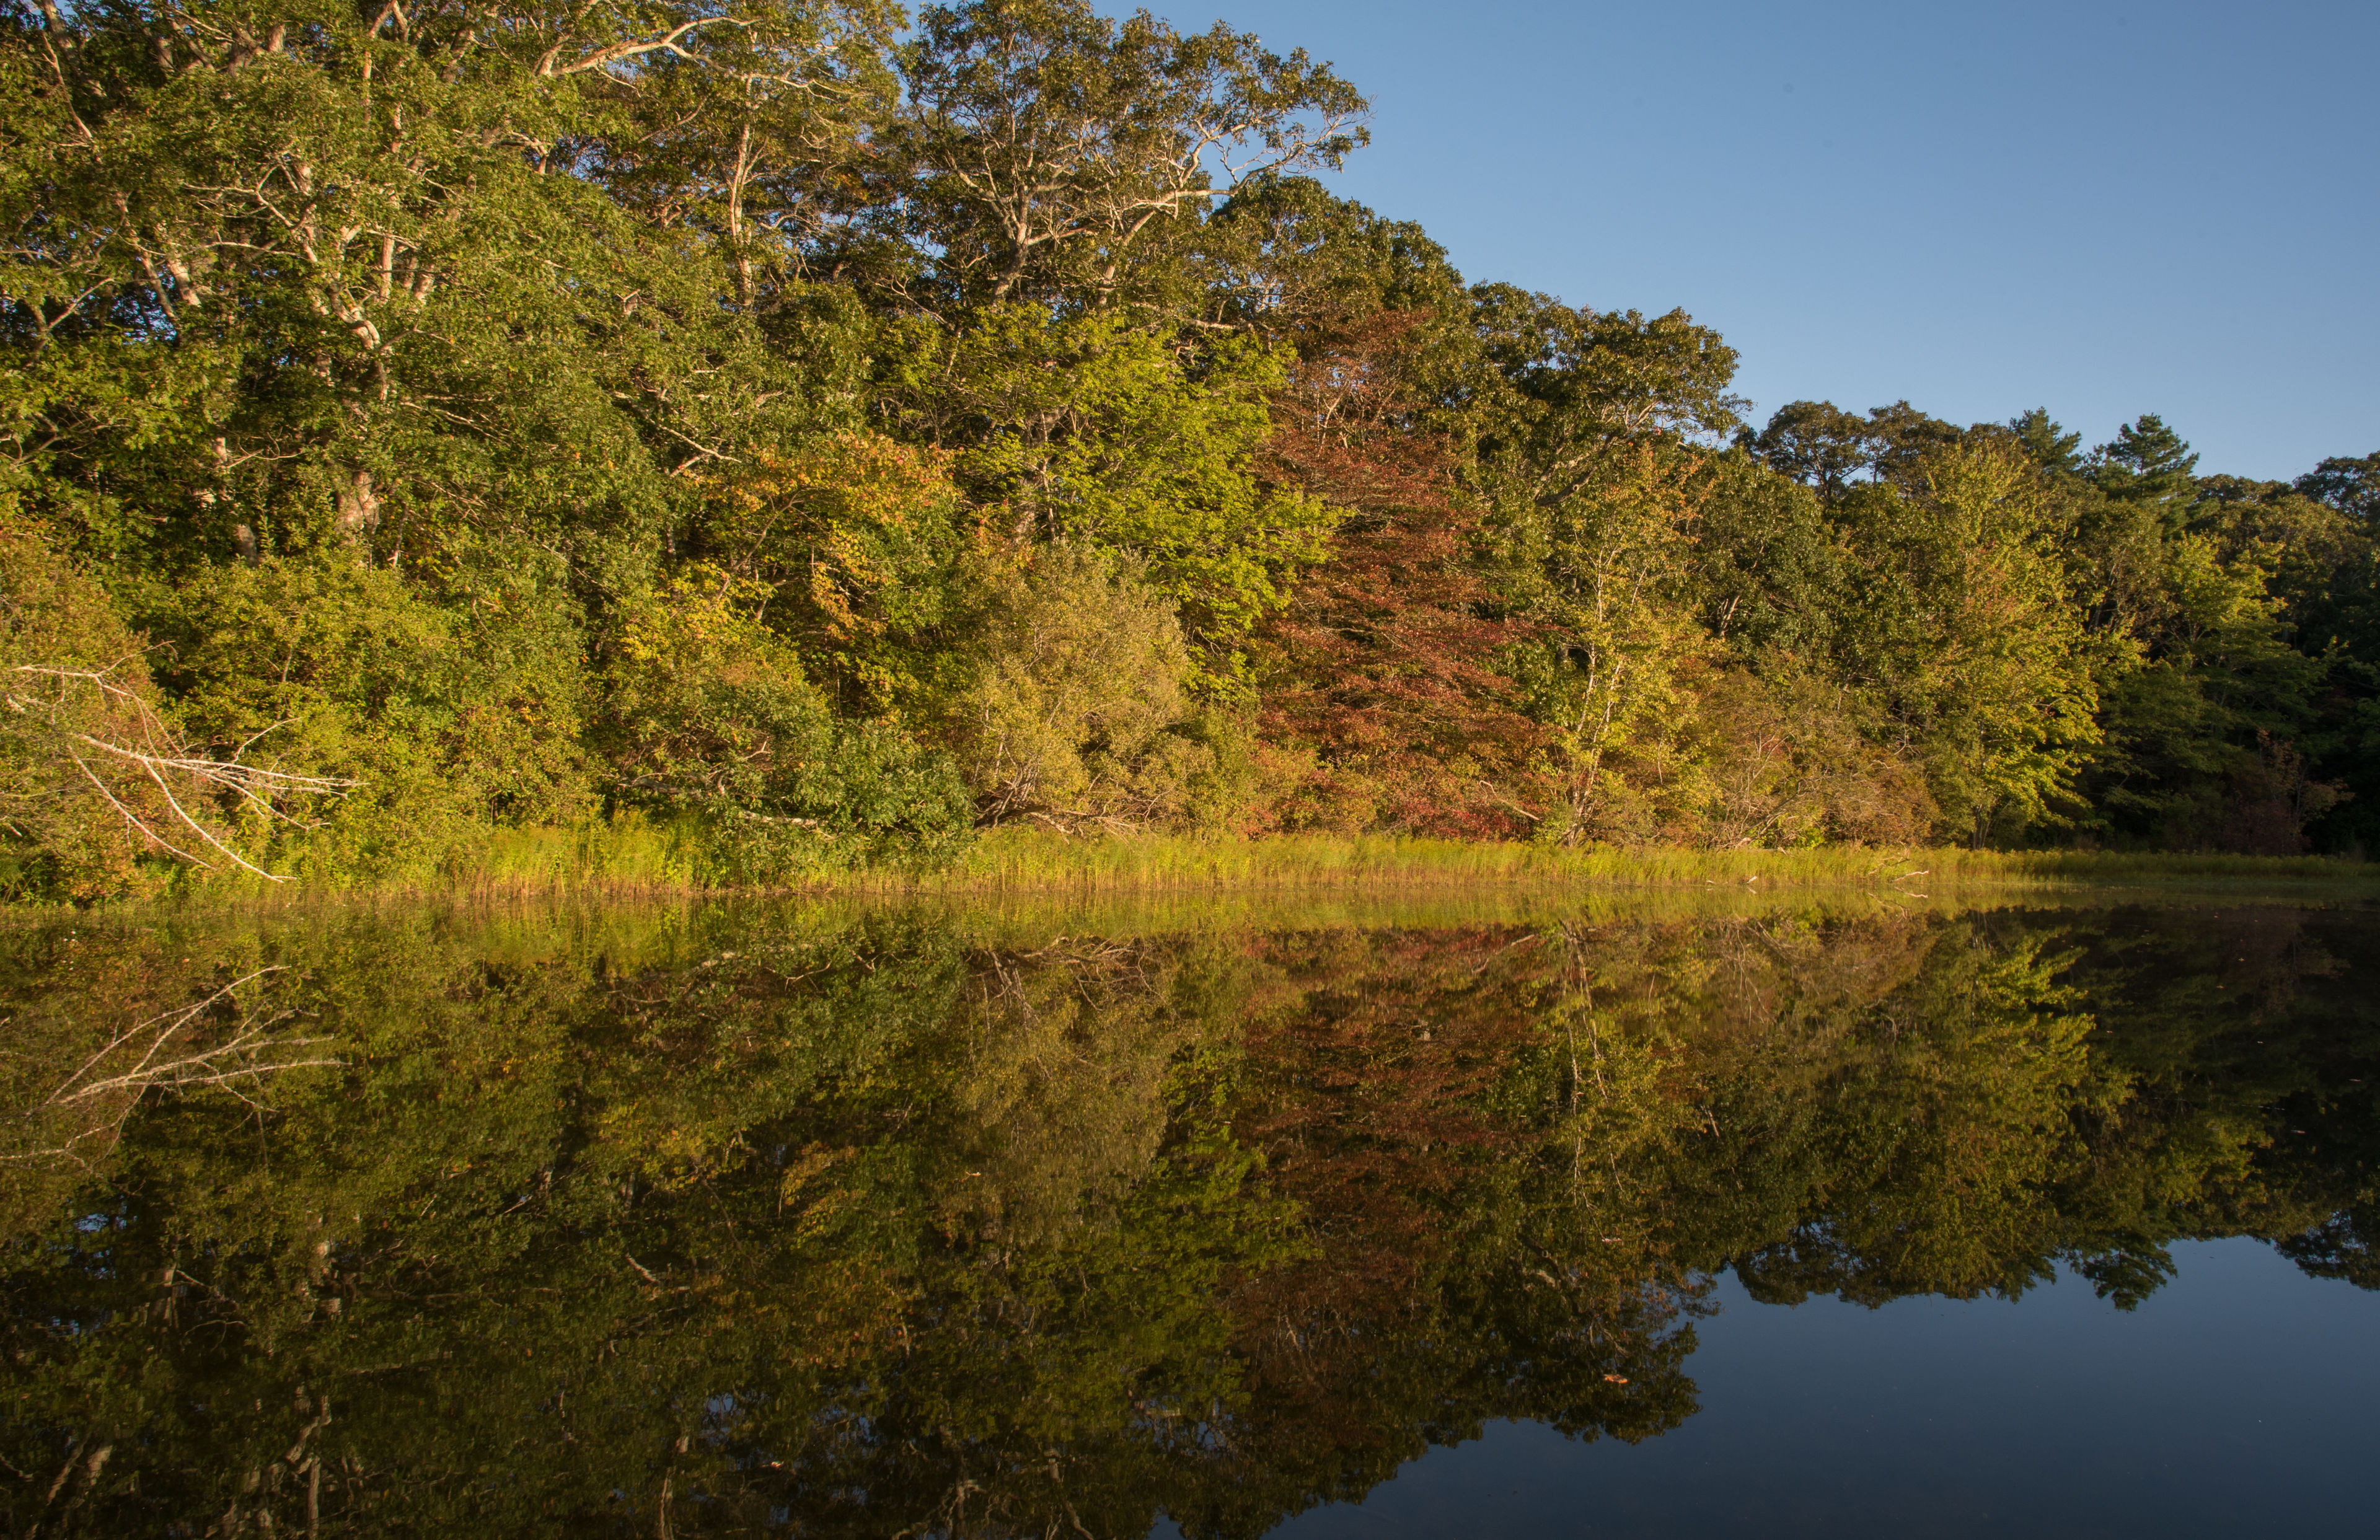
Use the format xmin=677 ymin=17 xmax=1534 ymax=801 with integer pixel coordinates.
xmin=190 ymin=824 xmax=2380 ymax=907
xmin=16 ymin=823 xmax=2371 ymax=915
xmin=906 ymin=830 xmax=2378 ymax=892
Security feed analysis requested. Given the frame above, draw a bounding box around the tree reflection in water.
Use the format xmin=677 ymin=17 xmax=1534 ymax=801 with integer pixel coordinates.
xmin=2 ymin=897 xmax=2374 ymax=1537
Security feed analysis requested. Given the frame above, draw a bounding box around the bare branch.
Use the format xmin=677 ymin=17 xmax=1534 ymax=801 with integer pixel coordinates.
xmin=535 ymin=17 xmax=746 ymax=79
xmin=4 ymin=662 xmax=356 ymax=884
xmin=8 ymin=970 xmax=340 ymax=1167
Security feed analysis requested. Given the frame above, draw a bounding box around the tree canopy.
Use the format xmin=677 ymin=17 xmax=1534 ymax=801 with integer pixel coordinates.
xmin=4 ymin=0 xmax=2375 ymax=900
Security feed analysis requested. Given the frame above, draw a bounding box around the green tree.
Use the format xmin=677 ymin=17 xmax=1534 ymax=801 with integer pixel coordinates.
xmin=1 ymin=0 xmax=879 ymax=586
xmin=2010 ymin=407 xmax=2084 ymax=477
xmin=1465 ymin=285 xmax=1742 ymax=840
xmin=597 ymin=566 xmax=972 ymax=874
xmin=1827 ymin=440 xmax=2105 ymax=841
xmin=943 ymin=544 xmax=1232 ymax=831
xmin=890 ymin=0 xmax=1367 ymax=312
xmin=1746 ymin=400 xmax=1878 ymax=501
xmin=2089 ymin=413 xmax=2201 ymax=529
xmin=920 ymin=304 xmax=1336 ymax=651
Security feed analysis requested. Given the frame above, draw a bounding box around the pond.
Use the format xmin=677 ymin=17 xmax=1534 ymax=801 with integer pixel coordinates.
xmin=1 ymin=891 xmax=2374 ymax=1537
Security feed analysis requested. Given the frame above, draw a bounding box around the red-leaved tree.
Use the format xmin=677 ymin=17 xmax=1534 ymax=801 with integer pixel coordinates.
xmin=1250 ymin=313 xmax=1547 ymax=836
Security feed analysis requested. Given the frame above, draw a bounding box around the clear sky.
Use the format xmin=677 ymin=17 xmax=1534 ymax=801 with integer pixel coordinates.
xmin=1165 ymin=0 xmax=2379 ymax=480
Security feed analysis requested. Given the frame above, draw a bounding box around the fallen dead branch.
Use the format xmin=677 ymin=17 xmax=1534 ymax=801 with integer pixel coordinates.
xmin=3 ymin=659 xmax=354 ymax=882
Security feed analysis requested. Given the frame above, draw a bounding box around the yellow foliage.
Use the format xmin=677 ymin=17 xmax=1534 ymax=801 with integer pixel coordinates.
xmin=696 ymin=431 xmax=963 ymax=713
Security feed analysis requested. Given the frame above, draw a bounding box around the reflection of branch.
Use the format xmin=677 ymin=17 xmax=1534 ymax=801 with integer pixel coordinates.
xmin=8 ymin=969 xmax=340 ymax=1166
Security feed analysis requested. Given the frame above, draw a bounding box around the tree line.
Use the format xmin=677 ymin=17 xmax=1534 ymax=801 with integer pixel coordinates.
xmin=4 ymin=0 xmax=2376 ymax=897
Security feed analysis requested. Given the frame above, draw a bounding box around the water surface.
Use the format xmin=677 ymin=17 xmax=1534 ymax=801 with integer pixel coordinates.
xmin=2 ymin=892 xmax=2373 ymax=1536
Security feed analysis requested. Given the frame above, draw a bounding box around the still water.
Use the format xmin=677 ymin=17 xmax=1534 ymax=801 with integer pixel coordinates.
xmin=1 ymin=892 xmax=2373 ymax=1537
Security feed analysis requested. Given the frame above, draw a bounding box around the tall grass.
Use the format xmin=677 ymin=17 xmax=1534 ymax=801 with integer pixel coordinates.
xmin=887 ymin=828 xmax=2378 ymax=895
xmin=172 ymin=821 xmax=2380 ymax=910
xmin=445 ymin=818 xmax=700 ymax=897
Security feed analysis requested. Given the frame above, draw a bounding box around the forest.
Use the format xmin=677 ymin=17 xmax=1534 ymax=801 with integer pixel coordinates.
xmin=4 ymin=0 xmax=2378 ymax=899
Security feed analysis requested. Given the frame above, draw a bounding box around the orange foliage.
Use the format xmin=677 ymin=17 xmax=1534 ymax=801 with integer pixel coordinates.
xmin=1249 ymin=315 xmax=1548 ymax=837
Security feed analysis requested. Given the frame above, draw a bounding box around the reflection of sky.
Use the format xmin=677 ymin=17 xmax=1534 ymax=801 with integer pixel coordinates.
xmin=1152 ymin=1239 xmax=2380 ymax=1538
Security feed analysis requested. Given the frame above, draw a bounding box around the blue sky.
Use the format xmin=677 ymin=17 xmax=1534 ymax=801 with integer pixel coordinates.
xmin=1167 ymin=0 xmax=2378 ymax=480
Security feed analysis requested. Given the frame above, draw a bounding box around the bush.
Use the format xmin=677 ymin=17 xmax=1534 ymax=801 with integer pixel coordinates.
xmin=0 ymin=515 xmax=184 ymax=899
xmin=1683 ymin=666 xmax=1939 ymax=848
xmin=0 ymin=511 xmax=372 ymax=898
xmin=945 ymin=547 xmax=1235 ymax=834
xmin=156 ymin=553 xmax=595 ymax=882
xmin=598 ymin=568 xmax=972 ymax=878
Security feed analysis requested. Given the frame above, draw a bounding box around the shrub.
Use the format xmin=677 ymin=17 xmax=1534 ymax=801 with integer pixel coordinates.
xmin=156 ymin=553 xmax=594 ymax=882
xmin=1684 ymin=666 xmax=1940 ymax=847
xmin=0 ymin=514 xmax=350 ymax=899
xmin=0 ymin=517 xmax=183 ymax=899
xmin=945 ymin=547 xmax=1231 ymax=834
xmin=598 ymin=568 xmax=971 ymax=878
